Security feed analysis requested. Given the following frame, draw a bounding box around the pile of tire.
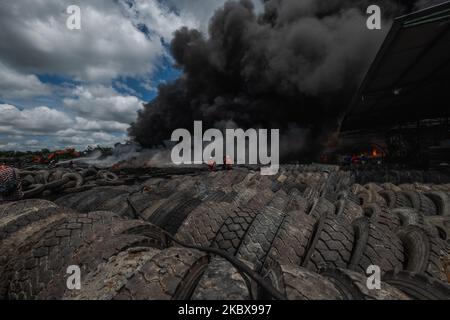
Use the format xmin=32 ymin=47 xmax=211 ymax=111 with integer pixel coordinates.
xmin=0 ymin=165 xmax=448 ymax=300
xmin=19 ymin=167 xmax=126 ymax=199
xmin=352 ymin=167 xmax=450 ymax=185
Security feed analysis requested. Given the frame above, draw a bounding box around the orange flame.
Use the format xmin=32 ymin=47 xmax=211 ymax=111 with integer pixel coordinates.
xmin=372 ymin=148 xmax=381 ymax=157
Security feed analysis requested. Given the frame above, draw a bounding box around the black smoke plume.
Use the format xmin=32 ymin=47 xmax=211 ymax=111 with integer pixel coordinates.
xmin=129 ymin=0 xmax=445 ymax=161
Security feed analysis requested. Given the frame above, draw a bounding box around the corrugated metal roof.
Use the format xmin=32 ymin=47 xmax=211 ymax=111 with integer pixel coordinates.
xmin=343 ymin=1 xmax=450 ymax=130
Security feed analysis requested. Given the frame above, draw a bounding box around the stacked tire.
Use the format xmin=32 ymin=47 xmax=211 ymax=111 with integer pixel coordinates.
xmin=0 ymin=164 xmax=449 ymax=300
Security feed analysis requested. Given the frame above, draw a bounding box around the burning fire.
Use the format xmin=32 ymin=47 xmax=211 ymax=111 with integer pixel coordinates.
xmin=372 ymin=148 xmax=381 ymax=157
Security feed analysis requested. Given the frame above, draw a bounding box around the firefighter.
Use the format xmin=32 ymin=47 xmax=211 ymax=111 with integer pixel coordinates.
xmin=207 ymin=157 xmax=216 ymax=171
xmin=0 ymin=164 xmax=24 ymax=204
xmin=222 ymin=155 xmax=233 ymax=171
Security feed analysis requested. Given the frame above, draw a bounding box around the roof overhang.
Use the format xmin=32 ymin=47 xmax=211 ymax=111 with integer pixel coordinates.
xmin=342 ymin=1 xmax=450 ymax=131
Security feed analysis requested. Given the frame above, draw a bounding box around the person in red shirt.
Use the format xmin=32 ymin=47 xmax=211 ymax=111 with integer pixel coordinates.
xmin=222 ymin=155 xmax=233 ymax=170
xmin=0 ymin=164 xmax=24 ymax=203
xmin=207 ymin=157 xmax=216 ymax=171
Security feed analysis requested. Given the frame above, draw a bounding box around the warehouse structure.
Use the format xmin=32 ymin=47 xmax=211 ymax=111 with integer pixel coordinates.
xmin=341 ymin=1 xmax=450 ymax=167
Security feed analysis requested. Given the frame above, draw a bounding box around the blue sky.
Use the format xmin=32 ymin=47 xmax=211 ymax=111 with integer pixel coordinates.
xmin=0 ymin=0 xmax=263 ymax=151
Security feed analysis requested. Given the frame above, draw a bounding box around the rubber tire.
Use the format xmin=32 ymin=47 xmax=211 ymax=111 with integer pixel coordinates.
xmin=64 ymin=247 xmax=161 ymax=300
xmin=335 ymin=199 xmax=364 ymax=223
xmin=0 ymin=208 xmax=72 ymax=299
xmin=176 ymin=201 xmax=237 ymax=247
xmin=261 ymin=262 xmax=343 ymax=300
xmin=425 ymin=216 xmax=450 ymax=241
xmin=23 ymin=184 xmax=45 ymax=198
xmin=397 ymin=225 xmax=449 ymax=282
xmin=0 ymin=205 xmax=67 ymax=241
xmin=363 ymin=203 xmax=401 ymax=232
xmin=191 ymin=257 xmax=252 ymax=300
xmin=320 ymin=268 xmax=410 ymax=300
xmin=425 ymin=191 xmax=450 ymax=216
xmin=211 ymin=190 xmax=275 ymax=255
xmin=263 ymin=211 xmax=317 ymax=269
xmin=153 ymin=197 xmax=203 ymax=236
xmin=308 ymin=197 xmax=335 ymax=220
xmin=112 ymin=247 xmax=209 ymax=300
xmin=3 ymin=212 xmax=130 ymax=299
xmin=349 ymin=218 xmax=404 ymax=275
xmin=62 ymin=173 xmax=83 ymax=188
xmin=402 ymin=191 xmax=437 ymax=216
xmin=383 ymin=271 xmax=450 ymax=300
xmin=212 ymin=206 xmax=260 ymax=256
xmin=303 ymin=215 xmax=354 ymax=272
xmin=379 ymin=190 xmax=412 ymax=209
xmin=0 ymin=199 xmax=57 ymax=219
xmin=392 ymin=208 xmax=426 ymax=229
xmin=236 ymin=194 xmax=288 ymax=272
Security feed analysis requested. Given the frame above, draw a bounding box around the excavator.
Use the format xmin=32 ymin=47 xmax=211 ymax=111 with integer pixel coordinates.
xmin=32 ymin=148 xmax=80 ymax=164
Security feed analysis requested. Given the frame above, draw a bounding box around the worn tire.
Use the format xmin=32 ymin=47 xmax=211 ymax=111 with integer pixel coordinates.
xmin=335 ymin=199 xmax=364 ymax=223
xmin=65 ymin=247 xmax=161 ymax=300
xmin=398 ymin=226 xmax=449 ymax=282
xmin=3 ymin=212 xmax=135 ymax=299
xmin=192 ymin=257 xmax=252 ymax=300
xmin=23 ymin=184 xmax=45 ymax=198
xmin=425 ymin=216 xmax=450 ymax=242
xmin=303 ymin=215 xmax=354 ymax=272
xmin=308 ymin=197 xmax=335 ymax=220
xmin=113 ymin=247 xmax=209 ymax=300
xmin=363 ymin=203 xmax=401 ymax=232
xmin=263 ymin=211 xmax=316 ymax=269
xmin=236 ymin=196 xmax=287 ymax=272
xmin=0 ymin=207 xmax=72 ymax=299
xmin=55 ymin=187 xmax=130 ymax=213
xmin=349 ymin=218 xmax=404 ymax=275
xmin=383 ymin=271 xmax=450 ymax=300
xmin=153 ymin=197 xmax=203 ymax=236
xmin=0 ymin=205 xmax=67 ymax=241
xmin=0 ymin=199 xmax=57 ymax=219
xmin=176 ymin=201 xmax=236 ymax=247
xmin=211 ymin=190 xmax=275 ymax=256
xmin=393 ymin=208 xmax=426 ymax=229
xmin=261 ymin=262 xmax=343 ymax=300
xmin=402 ymin=191 xmax=437 ymax=216
xmin=425 ymin=192 xmax=450 ymax=216
xmin=357 ymin=188 xmax=386 ymax=206
xmin=212 ymin=206 xmax=260 ymax=256
xmin=320 ymin=268 xmax=410 ymax=300
xmin=379 ymin=190 xmax=412 ymax=209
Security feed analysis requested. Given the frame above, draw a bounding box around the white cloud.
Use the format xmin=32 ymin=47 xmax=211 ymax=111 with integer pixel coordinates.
xmin=57 ymin=131 xmax=126 ymax=148
xmin=74 ymin=117 xmax=129 ymax=132
xmin=0 ymin=0 xmax=253 ymax=84
xmin=120 ymin=0 xmax=199 ymax=42
xmin=0 ymin=104 xmax=72 ymax=133
xmin=57 ymin=136 xmax=93 ymax=146
xmin=0 ymin=63 xmax=51 ymax=99
xmin=0 ymin=142 xmax=19 ymax=151
xmin=0 ymin=0 xmax=166 ymax=82
xmin=63 ymin=85 xmax=143 ymax=123
xmin=0 ymin=0 xmax=254 ymax=151
xmin=25 ymin=139 xmax=40 ymax=146
xmin=0 ymin=103 xmax=129 ymax=151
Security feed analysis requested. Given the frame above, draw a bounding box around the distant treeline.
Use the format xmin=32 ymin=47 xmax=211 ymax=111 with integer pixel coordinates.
xmin=0 ymin=146 xmax=113 ymax=159
xmin=0 ymin=149 xmax=52 ymax=158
